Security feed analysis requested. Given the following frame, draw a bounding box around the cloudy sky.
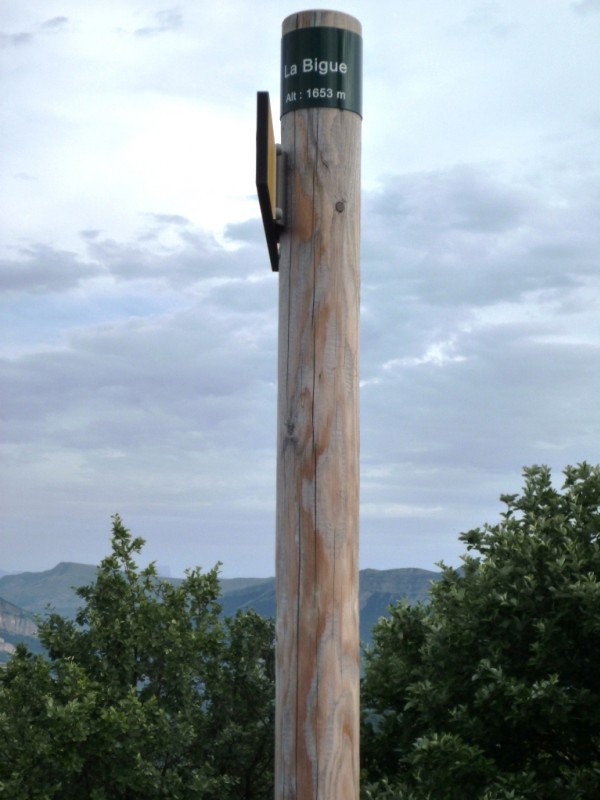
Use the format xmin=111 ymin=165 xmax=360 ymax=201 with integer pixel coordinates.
xmin=2 ymin=0 xmax=600 ymax=578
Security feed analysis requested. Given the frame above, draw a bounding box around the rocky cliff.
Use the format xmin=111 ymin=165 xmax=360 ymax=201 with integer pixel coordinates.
xmin=0 ymin=597 xmax=37 ymax=637
xmin=0 ymin=597 xmax=38 ymax=659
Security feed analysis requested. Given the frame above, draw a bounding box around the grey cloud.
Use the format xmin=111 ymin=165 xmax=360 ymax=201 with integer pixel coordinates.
xmin=461 ymin=4 xmax=517 ymax=38
xmin=0 ymin=287 xmax=277 ymax=531
xmin=2 ymin=221 xmax=270 ymax=296
xmin=145 ymin=213 xmax=190 ymax=226
xmin=224 ymin=219 xmax=266 ymax=247
xmin=208 ymin=273 xmax=277 ymax=315
xmin=41 ymin=17 xmax=69 ymax=30
xmin=572 ymin=0 xmax=600 ymax=14
xmin=72 ymin=217 xmax=268 ymax=287
xmin=357 ymin=164 xmax=600 ymax=543
xmin=0 ymin=220 xmax=277 ymax=482
xmin=362 ymin=165 xmax=599 ymax=311
xmin=135 ymin=8 xmax=183 ymax=37
xmin=84 ymin=232 xmax=253 ymax=286
xmin=0 ymin=16 xmax=67 ymax=48
xmin=0 ymin=32 xmax=33 ymax=48
xmin=360 ymin=321 xmax=600 ymax=547
xmin=0 ymin=245 xmax=102 ymax=294
xmin=369 ymin=166 xmax=527 ymax=234
xmin=80 ymin=229 xmax=102 ymax=241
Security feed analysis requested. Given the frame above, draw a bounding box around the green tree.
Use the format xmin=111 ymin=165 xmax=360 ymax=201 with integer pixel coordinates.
xmin=0 ymin=515 xmax=275 ymax=800
xmin=362 ymin=464 xmax=600 ymax=799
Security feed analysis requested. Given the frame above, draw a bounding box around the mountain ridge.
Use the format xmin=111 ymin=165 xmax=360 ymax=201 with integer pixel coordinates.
xmin=0 ymin=562 xmax=443 ymax=659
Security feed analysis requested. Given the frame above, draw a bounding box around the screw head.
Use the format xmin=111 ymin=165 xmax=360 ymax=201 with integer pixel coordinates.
xmin=335 ymin=201 xmax=345 ymax=213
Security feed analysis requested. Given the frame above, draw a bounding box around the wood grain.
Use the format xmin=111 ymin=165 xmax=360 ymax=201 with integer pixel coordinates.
xmin=276 ymin=11 xmax=361 ymax=799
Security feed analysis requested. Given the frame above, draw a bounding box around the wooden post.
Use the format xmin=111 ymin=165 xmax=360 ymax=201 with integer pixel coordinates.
xmin=275 ymin=10 xmax=362 ymax=800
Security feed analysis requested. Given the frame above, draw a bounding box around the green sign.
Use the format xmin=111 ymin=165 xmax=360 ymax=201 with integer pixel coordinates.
xmin=280 ymin=26 xmax=362 ymax=117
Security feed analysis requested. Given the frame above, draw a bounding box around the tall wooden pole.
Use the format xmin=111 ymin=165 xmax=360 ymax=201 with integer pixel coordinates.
xmin=275 ymin=10 xmax=362 ymax=799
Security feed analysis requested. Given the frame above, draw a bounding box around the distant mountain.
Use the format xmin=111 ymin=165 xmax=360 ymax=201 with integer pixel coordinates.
xmin=0 ymin=563 xmax=443 ymax=656
xmin=0 ymin=562 xmax=98 ymax=618
xmin=220 ymin=568 xmax=442 ymax=644
xmin=0 ymin=564 xmax=278 ymax=620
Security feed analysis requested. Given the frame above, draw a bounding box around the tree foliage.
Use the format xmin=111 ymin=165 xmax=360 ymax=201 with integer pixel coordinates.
xmin=362 ymin=464 xmax=600 ymax=799
xmin=0 ymin=515 xmax=275 ymax=799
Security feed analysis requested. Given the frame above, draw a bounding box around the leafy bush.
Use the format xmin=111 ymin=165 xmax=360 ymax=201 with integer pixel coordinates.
xmin=0 ymin=515 xmax=275 ymax=800
xmin=362 ymin=464 xmax=600 ymax=799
